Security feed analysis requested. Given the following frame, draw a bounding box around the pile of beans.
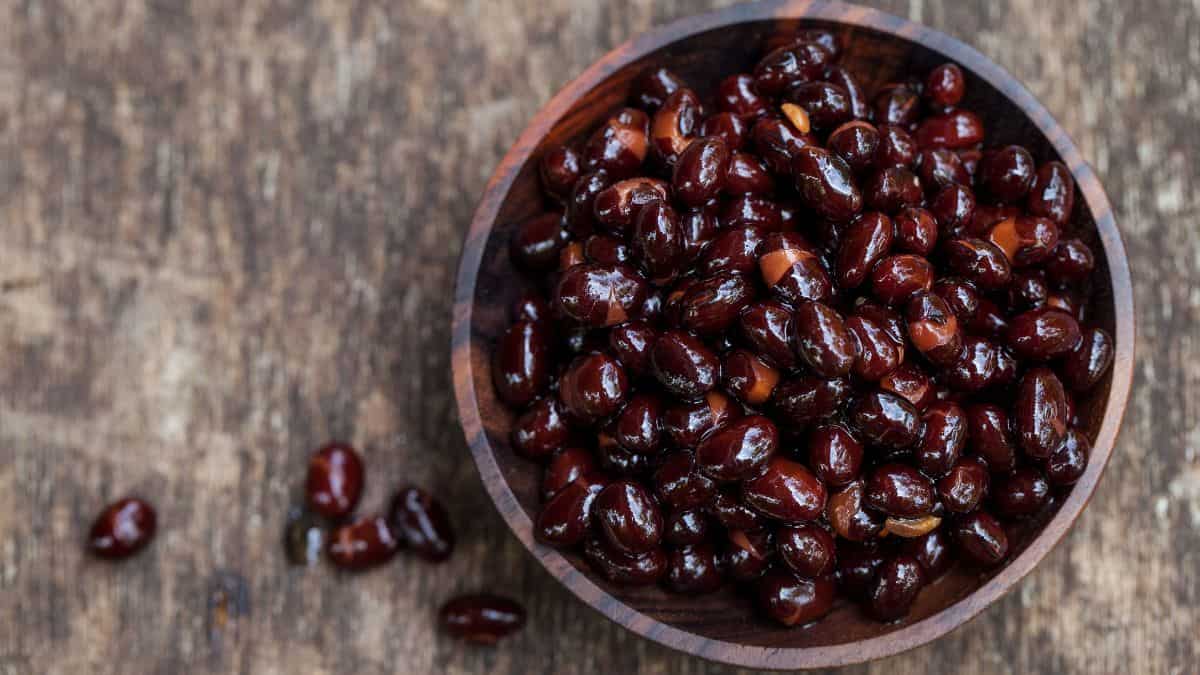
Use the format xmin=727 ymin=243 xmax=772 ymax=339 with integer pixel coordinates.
xmin=494 ymin=28 xmax=1114 ymax=625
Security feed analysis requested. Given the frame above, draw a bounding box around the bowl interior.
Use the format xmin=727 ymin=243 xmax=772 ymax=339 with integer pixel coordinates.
xmin=463 ymin=17 xmax=1117 ymax=651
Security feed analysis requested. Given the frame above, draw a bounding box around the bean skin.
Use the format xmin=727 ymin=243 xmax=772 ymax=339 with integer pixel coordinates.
xmin=914 ymin=109 xmax=984 ymax=149
xmin=540 ymin=146 xmax=582 ymax=201
xmin=894 ymin=207 xmax=939 ymax=256
xmin=674 ymin=136 xmax=731 ymax=207
xmin=879 ymin=362 xmax=936 ymax=411
xmin=440 ymin=594 xmax=526 ymax=645
xmin=827 ymin=480 xmax=883 ymax=541
xmin=652 ymin=88 xmax=703 ymax=165
xmin=905 ymin=291 xmax=963 ymax=367
xmin=847 ymin=315 xmax=903 ymax=382
xmin=1014 ymin=367 xmax=1070 ymax=459
xmin=555 ymin=263 xmax=648 ymax=327
xmin=722 ymin=349 xmax=781 ymax=407
xmin=758 ymin=232 xmax=834 ymax=305
xmin=942 ymin=237 xmax=1012 ymax=290
xmin=870 ymin=254 xmax=934 ymax=305
xmin=612 ymin=393 xmax=664 ymax=454
xmin=937 ymin=457 xmax=990 ymax=513
xmin=717 ymin=73 xmax=770 ymax=118
xmin=583 ymin=108 xmax=649 ymax=178
xmin=986 ymin=215 xmax=1060 ymax=267
xmin=904 ymin=528 xmax=954 ymax=579
xmin=542 ymin=447 xmax=596 ymax=501
xmin=536 ymin=477 xmax=606 ymax=547
xmin=680 ymin=272 xmax=756 ymax=335
xmin=1006 ymin=307 xmax=1082 ymax=360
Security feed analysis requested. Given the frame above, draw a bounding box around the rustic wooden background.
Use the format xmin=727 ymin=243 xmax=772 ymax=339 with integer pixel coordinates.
xmin=0 ymin=0 xmax=1194 ymax=673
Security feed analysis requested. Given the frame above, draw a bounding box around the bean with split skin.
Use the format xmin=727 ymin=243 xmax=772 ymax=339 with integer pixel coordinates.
xmin=662 ymin=392 xmax=737 ymax=449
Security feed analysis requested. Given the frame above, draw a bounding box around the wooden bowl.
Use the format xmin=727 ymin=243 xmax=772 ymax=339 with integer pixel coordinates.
xmin=452 ymin=1 xmax=1134 ymax=668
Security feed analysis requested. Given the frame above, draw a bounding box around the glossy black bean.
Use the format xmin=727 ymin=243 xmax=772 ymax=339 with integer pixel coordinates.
xmin=738 ymin=300 xmax=799 ymax=369
xmin=867 ymin=555 xmax=926 ymax=621
xmin=827 ymin=120 xmax=879 ymax=173
xmin=778 ymin=524 xmax=837 ymax=577
xmin=870 ymin=254 xmax=934 ymax=305
xmin=852 ymin=390 xmax=922 ymax=449
xmin=930 ymin=184 xmax=976 ymax=235
xmin=440 ymin=594 xmax=526 ymax=645
xmin=722 ymin=349 xmax=781 ymax=407
xmin=846 ymin=315 xmax=903 ymax=382
xmin=388 ymin=485 xmax=455 ymax=563
xmin=894 ymin=207 xmax=939 ymax=257
xmin=825 ymin=65 xmax=872 ymax=120
xmin=1027 ymin=161 xmax=1076 ymax=225
xmin=662 ymin=391 xmax=738 ymax=449
xmin=1046 ymin=429 xmax=1090 ymax=486
xmin=864 ymin=166 xmax=923 ymax=214
xmin=942 ymin=237 xmax=1012 ymax=290
xmin=758 ymin=231 xmax=834 ymax=304
xmin=540 ymin=145 xmax=582 ymax=200
xmin=925 ymin=63 xmax=965 ymax=106
xmin=865 ymin=463 xmax=935 ymax=517
xmin=954 ymin=510 xmax=1009 ymax=565
xmin=792 ymin=146 xmax=863 ymax=222
xmin=88 ymin=497 xmax=157 ymax=559
xmin=879 ymin=361 xmax=936 ymax=412
xmin=492 ymin=320 xmax=551 ymax=407
xmin=1014 ymin=366 xmax=1071 ymax=459
xmin=535 ymin=477 xmax=605 ymax=547
xmin=904 ymin=528 xmax=954 ymax=579
xmin=837 ymin=211 xmax=894 ymax=289
xmin=583 ymin=108 xmax=649 ymax=178
xmin=512 ymin=396 xmax=570 ymax=461
xmin=631 ymin=66 xmax=685 ymax=111
xmin=666 ymin=543 xmax=724 ymax=594
xmin=558 ymin=352 xmax=630 ymax=422
xmin=1063 ymin=327 xmax=1114 ymax=391
xmin=612 ymin=393 xmax=664 ymax=454
xmin=555 ymin=263 xmax=648 ymax=327
xmin=875 ymin=124 xmax=918 ymax=169
xmin=306 ymin=442 xmax=365 ymax=520
xmin=915 ymin=401 xmax=967 ymax=477
xmin=937 ymin=456 xmax=990 ymax=513
xmin=827 ymin=480 xmax=884 ymax=541
xmin=992 ymin=467 xmax=1051 ymax=518
xmin=717 ymin=72 xmax=770 ymax=118
xmin=701 ymin=226 xmax=765 ymax=277
xmin=914 ymin=109 xmax=985 ymax=149
xmin=665 ymin=507 xmax=711 ymax=545
xmin=725 ymin=151 xmax=775 ymax=196
xmin=542 ymin=447 xmax=596 ymax=501
xmin=742 ymin=455 xmax=827 ymax=522
xmin=696 ymin=415 xmax=779 ymax=482
xmin=873 ymin=83 xmax=921 ymax=127
xmin=943 ymin=336 xmax=999 ymax=392
xmin=792 ymin=300 xmax=857 ymax=377
xmin=979 ymin=145 xmax=1036 ymax=203
xmin=757 ymin=568 xmax=836 ymax=627
xmin=986 ymin=215 xmax=1060 ymax=267
xmin=772 ymin=376 xmax=851 ymax=428
xmin=785 ymin=81 xmax=852 ymax=129
xmin=680 ymin=272 xmax=756 ymax=336
xmin=966 ymin=404 xmax=1017 ymax=473
xmin=651 ymin=88 xmax=703 ymax=165
xmin=673 ymin=136 xmax=731 ymax=207
xmin=651 ymin=329 xmax=720 ymax=398
xmin=751 ymin=117 xmax=817 ymax=174
xmin=592 ymin=480 xmax=664 ymax=554
xmin=1046 ymin=238 xmax=1095 ymax=285
xmin=753 ymin=41 xmax=834 ymax=95
xmin=327 ymin=515 xmax=400 ymax=570
xmin=511 ymin=212 xmax=567 ymax=272
xmin=583 ymin=536 xmax=667 ymax=585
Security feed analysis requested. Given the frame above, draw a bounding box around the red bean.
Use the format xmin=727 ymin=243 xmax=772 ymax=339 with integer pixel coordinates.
xmin=612 ymin=393 xmax=664 ymax=454
xmin=673 ymin=136 xmax=731 ymax=207
xmin=512 ymin=396 xmax=570 ymax=460
xmin=1014 ymin=367 xmax=1070 ymax=459
xmin=979 ymin=145 xmax=1036 ymax=203
xmin=742 ymin=455 xmax=827 ymax=522
xmin=846 ymin=315 xmax=903 ymax=382
xmin=306 ymin=442 xmax=365 ymax=519
xmin=917 ymin=148 xmax=969 ymax=192
xmin=772 ymin=375 xmax=851 ymax=428
xmin=837 ymin=542 xmax=886 ymax=598
xmin=717 ymin=73 xmax=770 ymax=118
xmin=785 ymin=81 xmax=852 ymax=129
xmin=966 ymin=403 xmax=1017 ymax=473
xmin=873 ymin=83 xmax=921 ymax=127
xmin=944 ymin=336 xmax=999 ymax=392
xmin=536 ymin=477 xmax=605 ymax=547
xmin=893 ymin=207 xmax=939 ymax=257
xmin=328 ymin=515 xmax=400 ymax=569
xmin=1063 ymin=327 xmax=1114 ymax=390
xmin=1046 ymin=238 xmax=1095 ymax=285
xmin=651 ymin=330 xmax=720 ymax=398
xmin=827 ymin=480 xmax=883 ymax=541
xmin=510 ymin=212 xmax=567 ymax=272
xmin=868 ymin=555 xmax=926 ymax=621
xmin=754 ymin=41 xmax=834 ymax=95
xmin=696 ymin=415 xmax=779 ymax=481
xmin=721 ymin=527 xmax=773 ymax=580
xmin=665 ymin=508 xmax=711 ymax=545
xmin=583 ymin=536 xmax=667 ymax=585
xmin=954 ymin=510 xmax=1009 ymax=565
xmin=937 ymin=457 xmax=990 ymax=513
xmin=992 ymin=467 xmax=1051 ymax=518
xmin=1046 ymin=429 xmax=1090 ymax=485
xmin=792 ymin=301 xmax=857 ymax=377
xmin=866 ymin=463 xmax=935 ymax=517
xmin=662 ymin=391 xmax=738 ymax=448
xmin=492 ymin=320 xmax=551 ymax=407
xmin=906 ymin=291 xmax=963 ymax=367
xmin=725 ymin=151 xmax=775 ymax=196
xmin=721 ymin=194 xmax=784 ymax=231
xmin=828 ymin=120 xmax=880 ymax=173
xmin=925 ymin=63 xmax=965 ymax=107
xmin=809 ymin=423 xmax=865 ymax=487
xmin=825 ymin=65 xmax=872 ymax=119
xmin=752 ymin=117 xmax=817 ymax=174
xmin=879 ymin=362 xmax=936 ymax=411
xmin=875 ymin=124 xmax=918 ymax=169
xmin=779 ymin=524 xmax=837 ymax=576
xmin=559 ymin=353 xmax=629 ymax=423
xmin=540 ymin=145 xmax=582 ymax=200
xmin=654 ymin=450 xmax=718 ymax=510
xmin=388 ymin=485 xmax=454 ymax=562
xmin=914 ymin=109 xmax=984 ymax=149
xmin=88 ymin=497 xmax=157 ymax=559
xmin=757 ymin=568 xmax=836 ymax=626
xmin=583 ymin=108 xmax=649 ymax=178
xmin=1027 ymin=161 xmax=1076 ymax=225
xmin=542 ymin=447 xmax=596 ymax=501
xmin=666 ymin=543 xmax=724 ymax=593
xmin=700 ymin=112 xmax=749 ymax=151
xmin=701 ymin=225 xmax=765 ymax=277
xmin=837 ymin=211 xmax=894 ymax=288
xmin=555 ymin=263 xmax=648 ymax=327
xmin=864 ymin=166 xmax=923 ymax=214
xmin=757 ymin=232 xmax=834 ymax=304
xmin=709 ymin=493 xmax=767 ymax=533
xmin=904 ymin=528 xmax=954 ymax=578
xmin=440 ymin=594 xmax=526 ymax=645
xmin=792 ymin=146 xmax=863 ymax=222
xmin=1006 ymin=307 xmax=1082 ymax=360
xmin=916 ymin=401 xmax=967 ymax=477
xmin=930 ymin=184 xmax=977 ymax=235
xmin=593 ymin=177 xmax=668 ymax=235
xmin=942 ymin=237 xmax=1012 ymax=290
xmin=738 ymin=300 xmax=799 ymax=369
xmin=986 ymin=215 xmax=1060 ymax=266
xmin=680 ymin=272 xmax=756 ymax=335
xmin=651 ymin=88 xmax=703 ymax=164
xmin=870 ymin=254 xmax=934 ymax=305
xmin=723 ymin=348 xmax=781 ymax=407
xmin=593 ymin=480 xmax=664 ymax=554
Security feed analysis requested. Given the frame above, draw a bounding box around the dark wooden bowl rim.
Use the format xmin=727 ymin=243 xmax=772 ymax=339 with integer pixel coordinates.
xmin=452 ymin=0 xmax=1135 ymax=668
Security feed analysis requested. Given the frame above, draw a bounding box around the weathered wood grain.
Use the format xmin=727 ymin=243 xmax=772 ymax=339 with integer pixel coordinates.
xmin=0 ymin=1 xmax=1194 ymax=674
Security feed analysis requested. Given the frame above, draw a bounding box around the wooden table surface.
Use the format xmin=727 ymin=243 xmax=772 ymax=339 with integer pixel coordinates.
xmin=0 ymin=1 xmax=1195 ymax=673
